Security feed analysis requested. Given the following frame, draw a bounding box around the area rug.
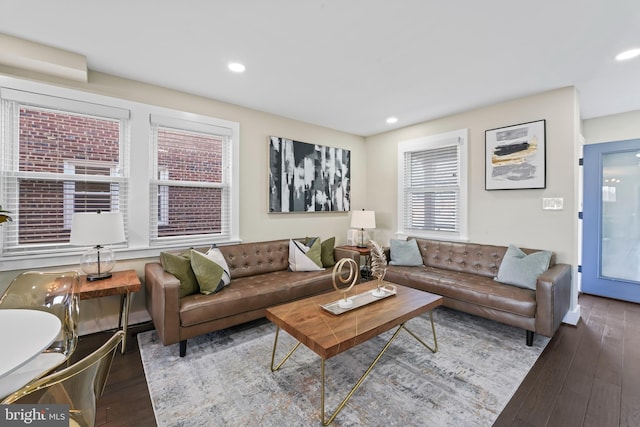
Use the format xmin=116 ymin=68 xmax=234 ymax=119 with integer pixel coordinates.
xmin=138 ymin=307 xmax=548 ymax=427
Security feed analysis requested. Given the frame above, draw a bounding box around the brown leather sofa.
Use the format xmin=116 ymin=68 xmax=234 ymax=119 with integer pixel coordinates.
xmin=145 ymin=239 xmax=359 ymax=356
xmin=383 ymin=237 xmax=572 ymax=345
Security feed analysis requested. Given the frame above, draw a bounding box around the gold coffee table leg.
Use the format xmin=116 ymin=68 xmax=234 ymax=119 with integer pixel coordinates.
xmin=270 ymin=326 xmax=302 ymax=372
xmin=401 ymin=310 xmax=438 ymax=353
xmin=321 ymin=324 xmax=404 ymax=425
xmin=320 ymin=311 xmax=439 ymax=425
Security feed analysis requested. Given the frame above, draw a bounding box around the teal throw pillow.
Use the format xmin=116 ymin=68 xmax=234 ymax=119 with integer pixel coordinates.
xmin=190 ymin=250 xmax=225 ymax=295
xmin=495 ymin=244 xmax=552 ymax=290
xmin=160 ymin=251 xmax=199 ymax=298
xmin=389 ymin=239 xmax=423 ymax=266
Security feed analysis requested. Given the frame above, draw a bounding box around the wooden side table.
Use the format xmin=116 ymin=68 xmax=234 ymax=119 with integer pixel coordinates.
xmin=337 ymin=245 xmax=372 ymax=280
xmin=76 ymin=270 xmax=141 ymax=354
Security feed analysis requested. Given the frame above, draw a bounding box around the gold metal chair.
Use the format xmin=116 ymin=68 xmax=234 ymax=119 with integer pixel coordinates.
xmin=0 ymin=270 xmax=80 ymax=398
xmin=1 ymin=331 xmax=124 ymax=427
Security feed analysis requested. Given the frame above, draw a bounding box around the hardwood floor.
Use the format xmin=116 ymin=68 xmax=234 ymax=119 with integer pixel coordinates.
xmin=494 ymin=293 xmax=640 ymax=427
xmin=71 ymin=322 xmax=156 ymax=427
xmin=80 ymin=293 xmax=640 ymax=427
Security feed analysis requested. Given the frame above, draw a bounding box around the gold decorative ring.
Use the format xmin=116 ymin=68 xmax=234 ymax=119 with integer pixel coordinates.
xmin=332 ymin=258 xmax=357 ymax=293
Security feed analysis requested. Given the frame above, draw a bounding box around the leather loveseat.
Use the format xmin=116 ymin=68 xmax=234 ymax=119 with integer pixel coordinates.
xmin=383 ymin=237 xmax=572 ymax=345
xmin=145 ymin=239 xmax=359 ymax=356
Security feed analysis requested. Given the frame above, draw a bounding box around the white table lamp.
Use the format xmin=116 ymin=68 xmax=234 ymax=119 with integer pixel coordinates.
xmin=350 ymin=209 xmax=376 ymax=248
xmin=70 ymin=211 xmax=125 ymax=281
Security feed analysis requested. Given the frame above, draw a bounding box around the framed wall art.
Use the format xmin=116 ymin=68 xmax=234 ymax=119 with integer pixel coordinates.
xmin=268 ymin=136 xmax=350 ymax=212
xmin=485 ymin=119 xmax=546 ymax=190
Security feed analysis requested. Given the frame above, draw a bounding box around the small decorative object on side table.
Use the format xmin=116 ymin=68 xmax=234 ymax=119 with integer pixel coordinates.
xmin=76 ymin=269 xmax=141 ymax=354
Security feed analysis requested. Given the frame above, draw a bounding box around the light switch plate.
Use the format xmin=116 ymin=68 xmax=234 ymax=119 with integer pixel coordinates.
xmin=542 ymin=197 xmax=564 ymax=210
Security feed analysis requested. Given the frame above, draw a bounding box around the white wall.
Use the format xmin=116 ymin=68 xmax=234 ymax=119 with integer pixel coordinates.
xmin=582 ymin=110 xmax=640 ymax=144
xmin=365 ymin=87 xmax=579 ymax=266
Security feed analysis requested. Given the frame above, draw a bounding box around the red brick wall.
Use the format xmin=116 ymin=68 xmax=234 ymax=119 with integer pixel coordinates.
xmin=157 ymin=128 xmax=223 ymax=236
xmin=17 ymin=108 xmax=119 ymax=243
xmin=14 ymin=108 xmax=225 ymax=243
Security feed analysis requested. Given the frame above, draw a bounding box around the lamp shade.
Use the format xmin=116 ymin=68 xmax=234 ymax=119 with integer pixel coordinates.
xmin=70 ymin=212 xmax=125 ymax=246
xmin=350 ymin=210 xmax=376 ymax=229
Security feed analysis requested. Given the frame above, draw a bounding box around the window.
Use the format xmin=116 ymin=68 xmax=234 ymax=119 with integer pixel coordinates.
xmin=397 ymin=129 xmax=468 ymax=241
xmin=149 ymin=114 xmax=238 ymax=246
xmin=0 ymin=78 xmax=240 ymax=269
xmin=0 ymin=88 xmax=129 ymax=255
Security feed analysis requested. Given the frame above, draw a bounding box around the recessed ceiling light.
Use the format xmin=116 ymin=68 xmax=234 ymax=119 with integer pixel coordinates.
xmin=615 ymin=48 xmax=640 ymax=61
xmin=228 ymin=62 xmax=246 ymax=73
xmin=386 ymin=117 xmax=398 ymax=124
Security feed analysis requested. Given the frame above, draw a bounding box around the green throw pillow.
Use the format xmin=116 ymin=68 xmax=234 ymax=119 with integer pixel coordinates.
xmin=160 ymin=252 xmax=199 ymax=298
xmin=190 ymin=250 xmax=225 ymax=295
xmin=495 ymin=244 xmax=552 ymax=290
xmin=299 ymin=237 xmax=323 ymax=268
xmin=389 ymin=239 xmax=423 ymax=266
xmin=305 ymin=237 xmax=323 ymax=267
xmin=321 ymin=237 xmax=336 ymax=267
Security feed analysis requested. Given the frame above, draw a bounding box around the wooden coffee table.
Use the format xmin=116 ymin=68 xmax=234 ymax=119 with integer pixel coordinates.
xmin=266 ymin=281 xmax=443 ymax=425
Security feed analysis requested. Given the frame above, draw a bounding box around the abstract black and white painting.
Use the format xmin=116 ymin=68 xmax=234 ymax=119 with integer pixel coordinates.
xmin=269 ymin=136 xmax=350 ymax=212
xmin=485 ymin=120 xmax=546 ymax=190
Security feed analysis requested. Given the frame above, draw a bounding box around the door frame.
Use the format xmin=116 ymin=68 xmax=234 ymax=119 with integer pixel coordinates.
xmin=582 ymin=138 xmax=640 ymax=302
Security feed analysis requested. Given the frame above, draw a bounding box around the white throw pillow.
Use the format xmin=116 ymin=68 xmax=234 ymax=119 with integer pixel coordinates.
xmin=204 ymin=246 xmax=231 ymax=286
xmin=288 ymin=239 xmax=324 ymax=272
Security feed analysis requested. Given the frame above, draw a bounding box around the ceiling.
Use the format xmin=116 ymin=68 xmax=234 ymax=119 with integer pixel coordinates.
xmin=1 ymin=1 xmax=639 ymax=136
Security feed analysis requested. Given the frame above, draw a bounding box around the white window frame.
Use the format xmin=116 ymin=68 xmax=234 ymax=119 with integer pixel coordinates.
xmin=149 ymin=113 xmax=239 ymax=246
xmin=0 ymin=87 xmax=129 ymax=260
xmin=397 ymin=129 xmax=468 ymax=241
xmin=0 ymin=75 xmax=240 ymax=271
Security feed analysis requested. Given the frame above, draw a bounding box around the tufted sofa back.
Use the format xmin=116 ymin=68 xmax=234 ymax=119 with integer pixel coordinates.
xmin=217 ymin=239 xmax=291 ymax=279
xmin=410 ymin=237 xmax=556 ymax=279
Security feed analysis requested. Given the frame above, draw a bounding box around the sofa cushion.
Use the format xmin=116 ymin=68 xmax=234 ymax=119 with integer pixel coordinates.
xmin=219 ymin=239 xmax=290 ymax=279
xmin=288 ymin=238 xmax=323 ymax=271
xmin=495 ymin=244 xmax=552 ymax=290
xmin=160 ymin=251 xmax=198 ymax=298
xmin=385 ymin=265 xmax=536 ymax=317
xmin=389 ymin=239 xmax=423 ymax=266
xmin=179 ymin=270 xmax=334 ymax=327
xmin=190 ymin=250 xmax=225 ymax=295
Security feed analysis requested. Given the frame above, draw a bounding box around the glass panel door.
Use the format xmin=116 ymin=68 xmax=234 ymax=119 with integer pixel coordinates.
xmin=601 ymin=151 xmax=640 ymax=282
xmin=582 ymin=139 xmax=640 ymax=302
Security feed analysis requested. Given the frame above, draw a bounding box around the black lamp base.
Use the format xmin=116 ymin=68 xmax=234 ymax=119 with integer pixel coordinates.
xmin=87 ymin=272 xmax=112 ymax=281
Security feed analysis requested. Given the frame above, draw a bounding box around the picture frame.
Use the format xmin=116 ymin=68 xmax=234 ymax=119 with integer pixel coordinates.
xmin=485 ymin=119 xmax=546 ymax=190
xmin=268 ymin=136 xmax=351 ymax=212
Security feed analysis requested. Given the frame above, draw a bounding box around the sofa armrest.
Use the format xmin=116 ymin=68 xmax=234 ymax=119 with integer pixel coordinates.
xmin=534 ymin=263 xmax=572 ymax=337
xmin=334 ymin=247 xmax=361 ymax=267
xmin=144 ymin=262 xmax=182 ymax=346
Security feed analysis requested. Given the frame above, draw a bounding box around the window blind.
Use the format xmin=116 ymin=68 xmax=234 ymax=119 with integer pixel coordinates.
xmin=149 ymin=117 xmax=233 ymax=245
xmin=1 ymin=93 xmax=129 ymax=256
xmin=403 ymin=144 xmax=459 ymax=232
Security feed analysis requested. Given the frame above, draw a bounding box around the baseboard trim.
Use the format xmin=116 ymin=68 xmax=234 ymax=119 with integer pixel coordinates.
xmin=562 ymin=305 xmax=581 ymax=326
